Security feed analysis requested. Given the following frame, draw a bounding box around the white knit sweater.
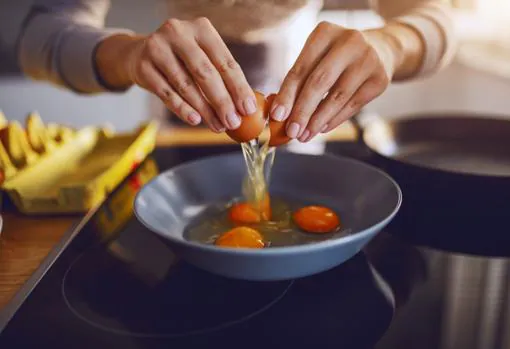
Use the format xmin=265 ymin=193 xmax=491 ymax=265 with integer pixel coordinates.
xmin=17 ymin=0 xmax=455 ymax=93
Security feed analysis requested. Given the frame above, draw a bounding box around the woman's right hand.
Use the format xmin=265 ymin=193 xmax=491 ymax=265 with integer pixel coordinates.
xmin=97 ymin=18 xmax=257 ymax=132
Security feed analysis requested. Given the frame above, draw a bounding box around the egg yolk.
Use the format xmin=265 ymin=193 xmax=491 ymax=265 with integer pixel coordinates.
xmin=215 ymin=227 xmax=265 ymax=248
xmin=293 ymin=206 xmax=340 ymax=233
xmin=228 ymin=193 xmax=271 ymax=224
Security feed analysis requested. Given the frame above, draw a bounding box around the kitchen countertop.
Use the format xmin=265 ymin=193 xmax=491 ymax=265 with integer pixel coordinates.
xmin=0 ymin=124 xmax=357 ymax=311
xmin=0 ymin=213 xmax=77 ymax=309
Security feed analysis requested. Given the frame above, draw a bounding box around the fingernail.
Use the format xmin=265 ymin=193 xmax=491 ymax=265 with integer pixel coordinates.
xmin=188 ymin=112 xmax=202 ymax=125
xmin=244 ymin=97 xmax=257 ymax=115
xmin=287 ymin=122 xmax=300 ymax=138
xmin=227 ymin=111 xmax=241 ymax=129
xmin=321 ymin=124 xmax=329 ymax=133
xmin=271 ymin=105 xmax=286 ymax=121
xmin=299 ymin=129 xmax=310 ymax=142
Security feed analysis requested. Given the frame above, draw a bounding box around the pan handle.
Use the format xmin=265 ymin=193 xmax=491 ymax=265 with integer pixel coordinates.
xmin=349 ymin=109 xmax=383 ymax=143
xmin=346 ymin=110 xmax=390 ymax=161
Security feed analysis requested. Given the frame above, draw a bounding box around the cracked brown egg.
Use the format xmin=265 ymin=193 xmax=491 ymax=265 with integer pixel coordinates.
xmin=226 ymin=90 xmax=268 ymax=143
xmin=266 ymin=94 xmax=291 ymax=147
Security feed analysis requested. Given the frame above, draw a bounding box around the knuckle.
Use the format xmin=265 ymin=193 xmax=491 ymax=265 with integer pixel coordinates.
xmin=192 ymin=60 xmax=215 ymax=81
xmin=157 ymin=86 xmax=173 ymax=102
xmin=163 ymin=18 xmax=182 ymax=33
xmin=348 ymin=97 xmax=364 ymax=111
xmin=145 ymin=34 xmax=161 ymax=56
xmin=316 ymin=21 xmax=335 ymax=32
xmin=309 ymin=70 xmax=335 ymax=89
xmin=344 ymin=29 xmax=364 ymax=44
xmin=193 ymin=16 xmax=212 ymax=29
xmin=176 ymin=104 xmax=189 ymax=118
xmin=310 ymin=21 xmax=336 ymax=42
xmin=329 ymin=89 xmax=348 ymax=104
xmin=168 ymin=96 xmax=184 ymax=113
xmin=287 ymin=65 xmax=306 ymax=81
xmin=217 ymin=57 xmax=240 ymax=74
xmin=166 ymin=67 xmax=183 ymax=80
xmin=365 ymin=46 xmax=380 ymax=64
xmin=365 ymin=73 xmax=389 ymax=95
xmin=174 ymin=77 xmax=194 ymax=95
xmin=374 ymin=73 xmax=390 ymax=89
xmin=213 ymin=96 xmax=231 ymax=110
xmin=136 ymin=61 xmax=152 ymax=78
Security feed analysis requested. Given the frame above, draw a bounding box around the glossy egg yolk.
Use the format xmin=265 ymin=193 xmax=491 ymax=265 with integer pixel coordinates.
xmin=228 ymin=193 xmax=271 ymax=224
xmin=293 ymin=206 xmax=340 ymax=233
xmin=215 ymin=226 xmax=265 ymax=248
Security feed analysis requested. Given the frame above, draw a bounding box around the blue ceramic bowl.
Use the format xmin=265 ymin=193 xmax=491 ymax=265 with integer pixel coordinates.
xmin=134 ymin=151 xmax=402 ymax=281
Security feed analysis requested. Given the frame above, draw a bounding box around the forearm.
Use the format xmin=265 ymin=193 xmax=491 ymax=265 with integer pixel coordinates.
xmin=369 ymin=0 xmax=456 ymax=81
xmin=17 ymin=0 xmax=134 ymax=93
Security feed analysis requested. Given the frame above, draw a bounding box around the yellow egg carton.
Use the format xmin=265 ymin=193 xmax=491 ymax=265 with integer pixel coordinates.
xmin=0 ymin=110 xmax=157 ymax=214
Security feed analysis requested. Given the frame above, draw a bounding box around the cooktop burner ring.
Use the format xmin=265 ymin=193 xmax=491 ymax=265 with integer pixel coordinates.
xmin=61 ymin=246 xmax=294 ymax=339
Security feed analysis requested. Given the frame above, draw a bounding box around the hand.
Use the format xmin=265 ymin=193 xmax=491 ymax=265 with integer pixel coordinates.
xmin=270 ymin=22 xmax=401 ymax=142
xmin=121 ymin=18 xmax=257 ymax=132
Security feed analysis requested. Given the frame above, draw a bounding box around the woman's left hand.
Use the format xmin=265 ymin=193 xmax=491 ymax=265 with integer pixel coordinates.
xmin=270 ymin=22 xmax=401 ymax=142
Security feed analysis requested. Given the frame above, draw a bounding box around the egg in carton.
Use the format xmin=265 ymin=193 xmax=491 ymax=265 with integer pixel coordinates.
xmin=0 ymin=111 xmax=78 ymax=185
xmin=0 ymin=111 xmax=6 ymax=128
xmin=26 ymin=112 xmax=58 ymax=154
xmin=0 ymin=111 xmax=10 ymax=184
xmin=0 ymin=121 xmax=39 ymax=169
xmin=46 ymin=122 xmax=77 ymax=143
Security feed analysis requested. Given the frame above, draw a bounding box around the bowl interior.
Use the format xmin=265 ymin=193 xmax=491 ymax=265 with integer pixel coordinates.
xmin=134 ymin=151 xmax=401 ymax=247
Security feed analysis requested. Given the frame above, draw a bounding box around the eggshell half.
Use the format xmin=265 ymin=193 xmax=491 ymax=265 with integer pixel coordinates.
xmin=226 ymin=91 xmax=267 ymax=143
xmin=267 ymin=94 xmax=291 ymax=147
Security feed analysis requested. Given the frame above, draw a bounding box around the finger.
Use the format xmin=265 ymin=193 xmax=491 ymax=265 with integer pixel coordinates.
xmin=162 ymin=20 xmax=241 ymax=130
xmin=136 ymin=61 xmax=202 ymax=126
xmin=194 ymin=17 xmax=257 ymax=116
xmin=270 ymin=22 xmax=338 ymax=135
xmin=147 ymin=35 xmax=225 ymax=132
xmin=291 ymin=32 xmax=369 ymax=142
xmin=304 ymin=47 xmax=378 ymax=140
xmin=322 ymin=75 xmax=387 ymax=133
xmin=175 ymin=41 xmax=240 ymax=130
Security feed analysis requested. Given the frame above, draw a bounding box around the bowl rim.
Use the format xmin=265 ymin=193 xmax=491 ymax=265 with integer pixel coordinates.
xmin=134 ymin=151 xmax=403 ymax=256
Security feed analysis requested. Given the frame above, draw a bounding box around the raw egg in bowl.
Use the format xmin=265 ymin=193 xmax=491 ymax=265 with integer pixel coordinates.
xmin=134 ymin=151 xmax=402 ymax=281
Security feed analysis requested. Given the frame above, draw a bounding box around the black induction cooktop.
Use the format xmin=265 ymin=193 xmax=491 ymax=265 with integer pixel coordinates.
xmin=1 ymin=143 xmax=509 ymax=349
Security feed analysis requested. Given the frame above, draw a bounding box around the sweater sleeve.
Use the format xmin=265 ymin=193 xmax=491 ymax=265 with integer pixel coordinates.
xmin=17 ymin=0 xmax=134 ymax=93
xmin=372 ymin=0 xmax=457 ymax=78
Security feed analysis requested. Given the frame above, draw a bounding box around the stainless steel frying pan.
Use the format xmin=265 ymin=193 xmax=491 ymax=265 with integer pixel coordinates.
xmin=134 ymin=151 xmax=402 ymax=281
xmin=352 ymin=113 xmax=510 ymax=255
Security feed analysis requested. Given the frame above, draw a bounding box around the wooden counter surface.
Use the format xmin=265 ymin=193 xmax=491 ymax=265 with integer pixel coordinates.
xmin=0 ymin=213 xmax=77 ymax=310
xmin=0 ymin=123 xmax=357 ymax=311
xmin=155 ymin=122 xmax=357 ymax=146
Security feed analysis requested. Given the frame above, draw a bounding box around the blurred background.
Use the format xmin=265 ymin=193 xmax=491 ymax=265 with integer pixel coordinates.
xmin=0 ymin=0 xmax=509 ymax=130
